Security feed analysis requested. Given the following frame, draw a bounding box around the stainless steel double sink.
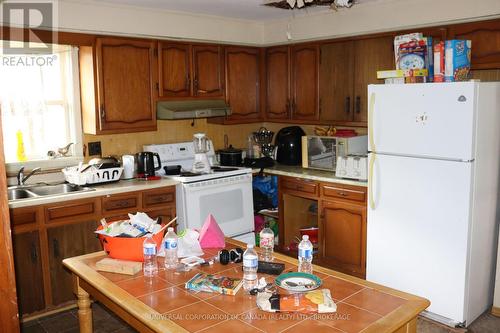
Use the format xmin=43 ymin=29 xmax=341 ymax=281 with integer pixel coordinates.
xmin=8 ymin=183 xmax=95 ymax=201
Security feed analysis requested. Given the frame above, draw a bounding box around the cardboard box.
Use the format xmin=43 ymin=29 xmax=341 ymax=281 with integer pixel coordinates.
xmin=445 ymin=40 xmax=471 ymax=82
xmin=434 ymin=41 xmax=445 ymax=82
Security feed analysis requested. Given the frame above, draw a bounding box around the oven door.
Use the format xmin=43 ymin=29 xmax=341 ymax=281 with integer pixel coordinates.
xmin=176 ymin=173 xmax=254 ymax=237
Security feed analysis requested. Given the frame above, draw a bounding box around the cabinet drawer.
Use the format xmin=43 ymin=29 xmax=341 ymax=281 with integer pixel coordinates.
xmin=45 ymin=199 xmax=98 ymax=224
xmin=142 ymin=187 xmax=175 ymax=209
xmin=281 ymin=177 xmax=319 ymax=197
xmin=321 ymin=184 xmax=366 ymax=202
xmin=102 ymin=193 xmax=140 ymax=215
xmin=10 ymin=206 xmax=41 ymax=227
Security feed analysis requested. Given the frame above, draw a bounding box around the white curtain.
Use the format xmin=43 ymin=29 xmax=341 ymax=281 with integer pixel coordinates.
xmin=0 ymin=45 xmax=77 ymax=163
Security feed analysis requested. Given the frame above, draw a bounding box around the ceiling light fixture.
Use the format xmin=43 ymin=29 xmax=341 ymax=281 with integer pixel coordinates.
xmin=264 ymin=0 xmax=354 ymax=10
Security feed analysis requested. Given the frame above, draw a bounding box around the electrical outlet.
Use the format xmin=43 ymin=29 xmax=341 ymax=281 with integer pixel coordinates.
xmin=88 ymin=141 xmax=102 ymax=156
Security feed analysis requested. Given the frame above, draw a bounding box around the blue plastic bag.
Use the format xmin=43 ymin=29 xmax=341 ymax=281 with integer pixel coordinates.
xmin=252 ymin=175 xmax=278 ymax=208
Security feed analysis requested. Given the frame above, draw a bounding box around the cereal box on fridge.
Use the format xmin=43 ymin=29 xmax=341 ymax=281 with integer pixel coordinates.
xmin=444 ymin=40 xmax=471 ymax=82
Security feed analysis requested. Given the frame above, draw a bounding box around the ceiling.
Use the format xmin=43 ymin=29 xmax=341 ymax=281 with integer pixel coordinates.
xmin=92 ymin=0 xmax=379 ymax=21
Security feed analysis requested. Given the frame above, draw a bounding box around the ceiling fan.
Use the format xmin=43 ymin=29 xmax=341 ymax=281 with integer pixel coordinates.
xmin=263 ymin=0 xmax=354 ymax=10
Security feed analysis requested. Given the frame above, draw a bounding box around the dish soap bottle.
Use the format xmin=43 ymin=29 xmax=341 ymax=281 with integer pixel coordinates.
xmin=16 ymin=130 xmax=27 ymax=162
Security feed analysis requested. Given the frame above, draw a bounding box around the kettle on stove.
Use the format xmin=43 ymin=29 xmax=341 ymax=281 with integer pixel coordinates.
xmin=136 ymin=152 xmax=161 ymax=178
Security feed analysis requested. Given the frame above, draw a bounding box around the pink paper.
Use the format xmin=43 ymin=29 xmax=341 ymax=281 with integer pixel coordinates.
xmin=199 ymin=214 xmax=226 ymax=249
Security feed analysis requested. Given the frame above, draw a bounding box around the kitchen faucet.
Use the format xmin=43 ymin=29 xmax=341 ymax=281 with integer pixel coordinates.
xmin=17 ymin=166 xmax=42 ymax=186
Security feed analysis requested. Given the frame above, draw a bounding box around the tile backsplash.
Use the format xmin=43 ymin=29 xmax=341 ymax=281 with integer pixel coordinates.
xmin=83 ymin=120 xmax=367 ymax=160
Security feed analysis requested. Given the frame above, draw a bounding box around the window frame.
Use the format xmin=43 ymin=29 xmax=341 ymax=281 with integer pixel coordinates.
xmin=2 ymin=45 xmax=84 ymax=173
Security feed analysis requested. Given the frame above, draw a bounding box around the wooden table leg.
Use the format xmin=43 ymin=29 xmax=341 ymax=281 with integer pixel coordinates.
xmin=76 ymin=285 xmax=93 ymax=333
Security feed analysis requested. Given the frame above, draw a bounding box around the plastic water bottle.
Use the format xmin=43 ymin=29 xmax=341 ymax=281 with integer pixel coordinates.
xmin=163 ymin=227 xmax=178 ymax=270
xmin=242 ymin=244 xmax=258 ymax=291
xmin=259 ymin=225 xmax=274 ymax=261
xmin=298 ymin=235 xmax=313 ymax=274
xmin=143 ymin=234 xmax=158 ymax=277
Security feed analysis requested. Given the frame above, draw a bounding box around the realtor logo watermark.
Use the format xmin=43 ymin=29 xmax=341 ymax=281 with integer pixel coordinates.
xmin=1 ymin=0 xmax=57 ymax=56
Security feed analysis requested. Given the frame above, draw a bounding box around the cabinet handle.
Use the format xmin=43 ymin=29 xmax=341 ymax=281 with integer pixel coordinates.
xmin=186 ymin=75 xmax=191 ymax=90
xmin=53 ymin=239 xmax=60 ymax=258
xmin=355 ymin=96 xmax=361 ymax=114
xmin=319 ymin=98 xmax=322 ymax=115
xmin=194 ymin=77 xmax=199 ymax=91
xmin=292 ymin=99 xmax=296 ymax=116
xmin=30 ymin=243 xmax=37 ymax=263
xmin=100 ymin=105 xmax=105 ymax=119
xmin=285 ymin=99 xmax=290 ymax=115
xmin=345 ymin=96 xmax=351 ymax=114
xmin=337 ymin=191 xmax=347 ymax=197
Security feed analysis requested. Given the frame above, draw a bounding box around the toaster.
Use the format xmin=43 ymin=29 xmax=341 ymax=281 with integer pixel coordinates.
xmin=335 ymin=155 xmax=368 ymax=181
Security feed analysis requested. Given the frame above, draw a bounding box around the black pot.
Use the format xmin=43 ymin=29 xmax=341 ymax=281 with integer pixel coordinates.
xmin=218 ymin=145 xmax=243 ymax=166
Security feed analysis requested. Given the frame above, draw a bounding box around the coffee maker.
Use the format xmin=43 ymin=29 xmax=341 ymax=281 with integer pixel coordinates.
xmin=192 ymin=133 xmax=211 ymax=174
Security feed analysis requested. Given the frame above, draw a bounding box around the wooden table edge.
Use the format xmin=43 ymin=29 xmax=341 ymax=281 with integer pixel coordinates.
xmin=64 ymin=240 xmax=430 ymax=333
xmin=63 ymin=252 xmax=189 ymax=333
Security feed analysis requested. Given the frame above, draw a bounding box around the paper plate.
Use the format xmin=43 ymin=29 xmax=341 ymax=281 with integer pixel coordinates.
xmin=275 ymin=272 xmax=322 ymax=292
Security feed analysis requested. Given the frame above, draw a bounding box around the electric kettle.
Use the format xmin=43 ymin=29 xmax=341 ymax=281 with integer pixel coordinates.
xmin=136 ymin=152 xmax=161 ymax=178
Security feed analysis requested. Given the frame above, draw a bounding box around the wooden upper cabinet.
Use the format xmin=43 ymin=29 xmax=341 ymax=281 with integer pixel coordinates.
xmin=158 ymin=43 xmax=191 ymax=97
xmin=224 ymin=46 xmax=261 ymax=121
xmin=192 ymin=45 xmax=224 ymax=97
xmin=319 ymin=42 xmax=354 ymax=122
xmin=353 ymin=36 xmax=394 ymax=122
xmin=158 ymin=42 xmax=224 ymax=98
xmin=291 ymin=44 xmax=319 ymax=121
xmin=266 ymin=46 xmax=290 ymax=120
xmin=80 ymin=37 xmax=157 ymax=134
xmin=449 ymin=20 xmax=500 ymax=69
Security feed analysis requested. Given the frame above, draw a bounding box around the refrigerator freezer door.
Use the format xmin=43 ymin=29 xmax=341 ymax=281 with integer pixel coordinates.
xmin=367 ymin=153 xmax=472 ymax=324
xmin=368 ymin=83 xmax=476 ymax=161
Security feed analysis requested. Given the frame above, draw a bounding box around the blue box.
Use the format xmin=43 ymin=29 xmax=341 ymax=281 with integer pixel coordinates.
xmin=444 ymin=40 xmax=471 ymax=82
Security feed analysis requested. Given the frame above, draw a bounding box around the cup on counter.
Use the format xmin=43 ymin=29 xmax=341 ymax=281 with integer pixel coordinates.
xmin=121 ymin=155 xmax=136 ymax=179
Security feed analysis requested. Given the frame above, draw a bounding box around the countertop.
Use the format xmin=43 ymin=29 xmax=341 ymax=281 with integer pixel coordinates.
xmin=257 ymin=164 xmax=368 ymax=187
xmin=64 ymin=238 xmax=429 ymax=333
xmin=8 ymin=178 xmax=179 ymax=209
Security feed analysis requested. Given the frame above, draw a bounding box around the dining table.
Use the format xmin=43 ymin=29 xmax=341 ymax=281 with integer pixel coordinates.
xmin=63 ymin=238 xmax=429 ymax=333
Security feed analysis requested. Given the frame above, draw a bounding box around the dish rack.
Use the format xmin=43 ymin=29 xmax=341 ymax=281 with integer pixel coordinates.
xmin=62 ymin=166 xmax=123 ymax=185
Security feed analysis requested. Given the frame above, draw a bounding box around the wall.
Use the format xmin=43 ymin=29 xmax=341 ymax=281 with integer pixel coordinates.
xmin=264 ymin=0 xmax=500 ymax=44
xmin=3 ymin=0 xmax=500 ymax=46
xmin=1 ymin=0 xmax=265 ymax=45
xmin=83 ymin=119 xmax=263 ymax=159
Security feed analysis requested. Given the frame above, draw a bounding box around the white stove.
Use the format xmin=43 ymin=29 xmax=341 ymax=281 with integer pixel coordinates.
xmin=143 ymin=142 xmax=255 ymax=245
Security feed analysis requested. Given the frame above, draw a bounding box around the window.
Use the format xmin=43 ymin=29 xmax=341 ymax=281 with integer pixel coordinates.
xmin=0 ymin=43 xmax=83 ymax=166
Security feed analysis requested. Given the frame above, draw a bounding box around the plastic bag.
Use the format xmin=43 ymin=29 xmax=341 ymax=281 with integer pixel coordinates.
xmin=256 ymin=289 xmax=336 ymax=314
xmin=253 ymin=175 xmax=278 ymax=208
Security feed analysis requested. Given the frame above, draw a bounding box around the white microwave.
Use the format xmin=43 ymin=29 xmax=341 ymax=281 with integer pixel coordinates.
xmin=301 ymin=135 xmax=368 ymax=171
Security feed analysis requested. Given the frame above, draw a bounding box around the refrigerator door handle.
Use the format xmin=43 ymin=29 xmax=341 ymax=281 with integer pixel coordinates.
xmin=369 ymin=153 xmax=376 ymax=210
xmin=368 ymin=92 xmax=376 ymax=152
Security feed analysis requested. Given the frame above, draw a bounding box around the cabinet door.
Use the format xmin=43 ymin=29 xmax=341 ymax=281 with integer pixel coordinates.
xmin=47 ymin=221 xmax=102 ymax=305
xmin=353 ymin=36 xmax=394 ymax=123
xmin=319 ymin=200 xmax=366 ymax=278
xmin=266 ymin=46 xmax=290 ymax=120
xmin=192 ymin=45 xmax=224 ymax=97
xmin=319 ymin=42 xmax=354 ymax=122
xmin=225 ymin=47 xmax=261 ymax=121
xmin=96 ymin=38 xmax=156 ymax=132
xmin=158 ymin=42 xmax=191 ymax=97
xmin=12 ymin=231 xmax=45 ymax=315
xmin=291 ymin=44 xmax=319 ymax=121
xmin=449 ymin=20 xmax=500 ymax=69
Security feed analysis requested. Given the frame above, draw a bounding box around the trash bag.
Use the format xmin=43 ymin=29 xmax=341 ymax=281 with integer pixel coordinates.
xmin=253 ymin=175 xmax=278 ymax=208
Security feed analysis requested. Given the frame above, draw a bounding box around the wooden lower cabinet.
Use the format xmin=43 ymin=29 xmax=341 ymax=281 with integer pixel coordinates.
xmin=277 ymin=176 xmax=367 ymax=278
xmin=12 ymin=231 xmax=45 ymax=315
xmin=11 ymin=185 xmax=176 ymax=318
xmin=47 ymin=220 xmax=102 ymax=306
xmin=319 ymin=200 xmax=366 ymax=278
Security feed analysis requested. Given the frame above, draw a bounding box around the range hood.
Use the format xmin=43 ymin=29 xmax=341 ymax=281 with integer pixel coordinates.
xmin=156 ymin=100 xmax=231 ymax=120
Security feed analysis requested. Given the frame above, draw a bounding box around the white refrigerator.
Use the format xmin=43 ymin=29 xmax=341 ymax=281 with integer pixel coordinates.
xmin=366 ymin=82 xmax=500 ymax=327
